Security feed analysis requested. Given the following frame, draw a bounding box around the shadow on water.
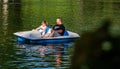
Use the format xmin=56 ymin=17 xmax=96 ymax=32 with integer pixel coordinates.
xmin=1 ymin=43 xmax=74 ymax=69
xmin=70 ymin=19 xmax=120 ymax=69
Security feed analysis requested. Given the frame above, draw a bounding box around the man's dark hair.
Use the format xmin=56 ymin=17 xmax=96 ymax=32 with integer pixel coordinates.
xmin=57 ymin=17 xmax=62 ymax=22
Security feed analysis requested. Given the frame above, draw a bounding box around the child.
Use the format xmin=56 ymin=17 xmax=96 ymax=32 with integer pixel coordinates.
xmin=35 ymin=21 xmax=48 ymax=36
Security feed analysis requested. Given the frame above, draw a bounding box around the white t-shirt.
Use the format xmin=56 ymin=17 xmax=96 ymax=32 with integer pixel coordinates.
xmin=38 ymin=26 xmax=46 ymax=35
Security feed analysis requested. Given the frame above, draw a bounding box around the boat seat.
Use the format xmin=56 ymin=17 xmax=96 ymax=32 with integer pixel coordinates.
xmin=45 ymin=27 xmax=69 ymax=36
xmin=64 ymin=30 xmax=69 ymax=36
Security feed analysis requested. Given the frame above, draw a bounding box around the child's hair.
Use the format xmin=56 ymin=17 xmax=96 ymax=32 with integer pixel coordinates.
xmin=43 ymin=20 xmax=47 ymax=23
xmin=42 ymin=20 xmax=48 ymax=26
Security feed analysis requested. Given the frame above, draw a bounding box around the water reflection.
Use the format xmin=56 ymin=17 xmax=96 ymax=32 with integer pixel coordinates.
xmin=2 ymin=0 xmax=8 ymax=36
xmin=6 ymin=43 xmax=73 ymax=69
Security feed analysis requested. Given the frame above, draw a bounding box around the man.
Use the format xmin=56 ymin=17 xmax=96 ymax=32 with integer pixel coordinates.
xmin=53 ymin=17 xmax=65 ymax=36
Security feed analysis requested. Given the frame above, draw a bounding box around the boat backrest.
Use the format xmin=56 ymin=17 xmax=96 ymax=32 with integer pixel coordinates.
xmin=45 ymin=26 xmax=50 ymax=34
xmin=63 ymin=30 xmax=69 ymax=36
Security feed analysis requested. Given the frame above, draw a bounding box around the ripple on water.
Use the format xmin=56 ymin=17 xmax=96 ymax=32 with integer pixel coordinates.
xmin=3 ymin=43 xmax=73 ymax=69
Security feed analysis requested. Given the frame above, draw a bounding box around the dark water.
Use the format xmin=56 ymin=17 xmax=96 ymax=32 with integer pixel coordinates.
xmin=0 ymin=0 xmax=120 ymax=69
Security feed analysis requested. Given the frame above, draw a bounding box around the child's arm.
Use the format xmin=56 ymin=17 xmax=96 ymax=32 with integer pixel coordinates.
xmin=35 ymin=26 xmax=42 ymax=30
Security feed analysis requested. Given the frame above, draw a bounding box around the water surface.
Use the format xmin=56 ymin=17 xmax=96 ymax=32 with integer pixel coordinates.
xmin=0 ymin=0 xmax=120 ymax=69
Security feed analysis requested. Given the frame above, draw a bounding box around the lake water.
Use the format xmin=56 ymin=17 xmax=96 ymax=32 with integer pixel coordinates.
xmin=0 ymin=0 xmax=120 ymax=69
xmin=3 ymin=43 xmax=74 ymax=69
